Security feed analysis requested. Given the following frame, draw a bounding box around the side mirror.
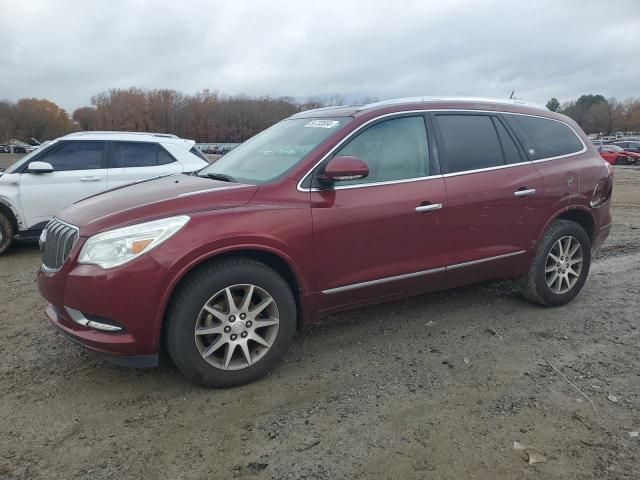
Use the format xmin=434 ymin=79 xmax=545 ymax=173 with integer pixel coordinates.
xmin=27 ymin=161 xmax=54 ymax=174
xmin=318 ymin=156 xmax=369 ymax=185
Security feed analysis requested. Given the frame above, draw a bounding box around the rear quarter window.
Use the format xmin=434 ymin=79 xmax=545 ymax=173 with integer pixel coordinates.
xmin=511 ymin=115 xmax=584 ymax=159
xmin=189 ymin=146 xmax=209 ymax=161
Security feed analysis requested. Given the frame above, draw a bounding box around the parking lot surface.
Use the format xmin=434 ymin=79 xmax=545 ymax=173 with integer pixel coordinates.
xmin=1 ymin=165 xmax=639 ymax=479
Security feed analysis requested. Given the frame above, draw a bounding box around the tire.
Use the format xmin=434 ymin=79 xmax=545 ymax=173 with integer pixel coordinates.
xmin=166 ymin=257 xmax=297 ymax=388
xmin=0 ymin=212 xmax=14 ymax=256
xmin=519 ymin=219 xmax=591 ymax=307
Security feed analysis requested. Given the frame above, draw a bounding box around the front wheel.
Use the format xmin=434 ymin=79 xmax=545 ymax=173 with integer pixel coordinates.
xmin=166 ymin=257 xmax=296 ymax=387
xmin=0 ymin=212 xmax=14 ymax=256
xmin=519 ymin=220 xmax=591 ymax=306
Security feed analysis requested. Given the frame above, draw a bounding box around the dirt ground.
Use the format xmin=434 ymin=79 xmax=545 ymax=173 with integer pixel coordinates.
xmin=1 ymin=163 xmax=639 ymax=480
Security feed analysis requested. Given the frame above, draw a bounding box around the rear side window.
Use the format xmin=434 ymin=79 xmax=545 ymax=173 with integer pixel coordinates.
xmin=434 ymin=115 xmax=505 ymax=173
xmin=493 ymin=118 xmax=522 ymax=164
xmin=111 ymin=142 xmax=176 ymax=168
xmin=512 ymin=115 xmax=583 ymax=159
xmin=41 ymin=141 xmax=105 ymax=171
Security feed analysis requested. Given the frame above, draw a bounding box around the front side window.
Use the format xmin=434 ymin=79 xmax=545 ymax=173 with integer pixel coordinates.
xmin=512 ymin=115 xmax=583 ymax=159
xmin=41 ymin=141 xmax=105 ymax=171
xmin=111 ymin=142 xmax=175 ymax=168
xmin=435 ymin=114 xmax=505 ymax=173
xmin=198 ymin=117 xmax=350 ymax=184
xmin=331 ymin=116 xmax=429 ymax=185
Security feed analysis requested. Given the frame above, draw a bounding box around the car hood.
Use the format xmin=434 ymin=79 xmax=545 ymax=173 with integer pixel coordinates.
xmin=59 ymin=174 xmax=259 ymax=236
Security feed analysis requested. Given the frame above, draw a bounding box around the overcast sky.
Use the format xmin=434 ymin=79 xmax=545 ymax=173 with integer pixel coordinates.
xmin=1 ymin=0 xmax=638 ymax=112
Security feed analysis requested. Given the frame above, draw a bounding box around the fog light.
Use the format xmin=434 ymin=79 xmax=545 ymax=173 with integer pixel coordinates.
xmin=65 ymin=307 xmax=125 ymax=332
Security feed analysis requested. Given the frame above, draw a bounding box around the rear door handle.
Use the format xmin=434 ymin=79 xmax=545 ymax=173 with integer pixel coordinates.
xmin=514 ymin=188 xmax=536 ymax=197
xmin=415 ymin=203 xmax=443 ymax=212
xmin=80 ymin=176 xmax=101 ymax=182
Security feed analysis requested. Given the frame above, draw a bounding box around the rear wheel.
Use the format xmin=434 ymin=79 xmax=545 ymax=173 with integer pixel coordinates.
xmin=519 ymin=220 xmax=591 ymax=306
xmin=166 ymin=257 xmax=296 ymax=387
xmin=0 ymin=212 xmax=14 ymax=255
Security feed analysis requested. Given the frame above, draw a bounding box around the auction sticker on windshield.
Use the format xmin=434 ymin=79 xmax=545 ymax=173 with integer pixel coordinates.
xmin=304 ymin=120 xmax=340 ymax=128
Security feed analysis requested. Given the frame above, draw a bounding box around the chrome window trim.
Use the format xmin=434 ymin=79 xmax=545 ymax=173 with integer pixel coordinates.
xmin=322 ymin=250 xmax=526 ymax=294
xmin=297 ymin=109 xmax=587 ymax=192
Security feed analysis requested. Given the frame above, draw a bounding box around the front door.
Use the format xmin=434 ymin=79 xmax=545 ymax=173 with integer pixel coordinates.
xmin=19 ymin=141 xmax=107 ymax=228
xmin=309 ymin=115 xmax=447 ymax=313
xmin=430 ymin=112 xmax=543 ymax=284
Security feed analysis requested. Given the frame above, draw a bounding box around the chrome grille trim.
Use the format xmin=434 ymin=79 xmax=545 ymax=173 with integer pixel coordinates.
xmin=41 ymin=218 xmax=79 ymax=271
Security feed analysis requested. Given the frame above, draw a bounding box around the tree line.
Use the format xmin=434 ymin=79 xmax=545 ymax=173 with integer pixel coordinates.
xmin=2 ymin=88 xmax=639 ymax=144
xmin=546 ymin=95 xmax=640 ymax=136
xmin=0 ymin=98 xmax=77 ymax=143
xmin=0 ymin=89 xmax=367 ymax=144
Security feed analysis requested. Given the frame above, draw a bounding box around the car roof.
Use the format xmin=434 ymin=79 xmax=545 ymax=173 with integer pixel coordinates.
xmin=60 ymin=131 xmax=196 ymax=147
xmin=290 ymin=96 xmax=550 ymax=119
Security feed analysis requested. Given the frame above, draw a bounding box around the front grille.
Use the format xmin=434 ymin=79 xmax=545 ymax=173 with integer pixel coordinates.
xmin=42 ymin=219 xmax=79 ymax=270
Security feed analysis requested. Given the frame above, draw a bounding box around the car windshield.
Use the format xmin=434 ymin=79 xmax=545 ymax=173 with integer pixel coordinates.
xmin=198 ymin=117 xmax=351 ymax=184
xmin=610 ymin=145 xmax=624 ymax=152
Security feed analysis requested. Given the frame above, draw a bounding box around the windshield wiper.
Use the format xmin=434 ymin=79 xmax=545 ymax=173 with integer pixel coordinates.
xmin=200 ymin=172 xmax=236 ymax=183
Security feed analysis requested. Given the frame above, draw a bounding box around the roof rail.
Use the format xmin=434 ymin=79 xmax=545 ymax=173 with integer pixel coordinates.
xmin=356 ymin=96 xmax=548 ymax=111
xmin=65 ymin=131 xmax=180 ymax=138
xmin=290 ymin=105 xmax=353 ymax=117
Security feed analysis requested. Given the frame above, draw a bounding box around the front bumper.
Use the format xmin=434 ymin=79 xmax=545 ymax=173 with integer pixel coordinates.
xmin=37 ymin=249 xmax=171 ymax=365
xmin=45 ymin=303 xmax=159 ymax=367
xmin=593 ymin=222 xmax=612 ymax=253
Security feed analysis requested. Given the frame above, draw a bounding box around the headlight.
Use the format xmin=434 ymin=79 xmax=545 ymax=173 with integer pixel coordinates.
xmin=78 ymin=215 xmax=190 ymax=269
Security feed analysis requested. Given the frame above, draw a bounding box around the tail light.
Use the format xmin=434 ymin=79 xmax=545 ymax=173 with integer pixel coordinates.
xmin=590 ymin=167 xmax=613 ymax=207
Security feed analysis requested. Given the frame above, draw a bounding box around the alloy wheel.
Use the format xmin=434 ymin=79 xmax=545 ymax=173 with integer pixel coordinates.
xmin=544 ymin=235 xmax=583 ymax=294
xmin=194 ymin=284 xmax=280 ymax=370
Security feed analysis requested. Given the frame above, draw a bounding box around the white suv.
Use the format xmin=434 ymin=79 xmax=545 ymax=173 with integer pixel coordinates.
xmin=0 ymin=131 xmax=209 ymax=254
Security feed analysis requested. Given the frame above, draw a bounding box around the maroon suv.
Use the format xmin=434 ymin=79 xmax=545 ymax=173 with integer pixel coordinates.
xmin=37 ymin=97 xmax=613 ymax=387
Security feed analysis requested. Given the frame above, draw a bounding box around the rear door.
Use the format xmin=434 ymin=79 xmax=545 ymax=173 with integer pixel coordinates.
xmin=431 ymin=112 xmax=543 ymax=284
xmin=310 ymin=114 xmax=447 ymax=312
xmin=19 ymin=141 xmax=107 ymax=227
xmin=107 ymin=141 xmax=183 ymax=188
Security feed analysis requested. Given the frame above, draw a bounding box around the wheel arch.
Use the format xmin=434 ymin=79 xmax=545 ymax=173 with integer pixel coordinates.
xmin=157 ymin=245 xmax=308 ymax=355
xmin=0 ymin=200 xmax=20 ymax=232
xmin=538 ymin=206 xmax=596 ymax=245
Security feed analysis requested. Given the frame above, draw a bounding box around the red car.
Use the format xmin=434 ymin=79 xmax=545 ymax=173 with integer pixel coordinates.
xmin=597 ymin=144 xmax=640 ymax=165
xmin=37 ymin=97 xmax=613 ymax=387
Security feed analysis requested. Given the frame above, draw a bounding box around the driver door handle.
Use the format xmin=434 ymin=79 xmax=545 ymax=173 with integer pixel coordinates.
xmin=415 ymin=202 xmax=443 ymax=212
xmin=514 ymin=188 xmax=536 ymax=197
xmin=80 ymin=176 xmax=101 ymax=182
